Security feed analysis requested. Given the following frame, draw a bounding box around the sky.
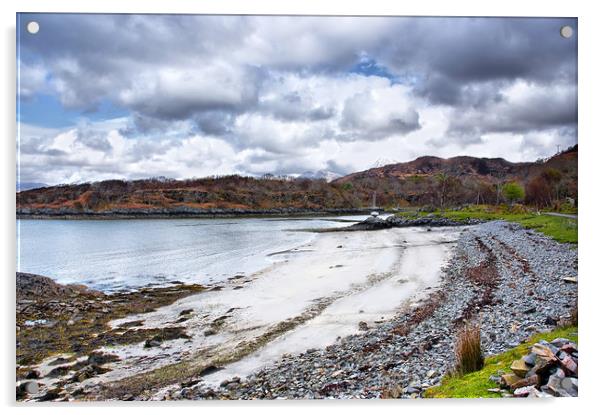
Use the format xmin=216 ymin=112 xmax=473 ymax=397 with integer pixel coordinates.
xmin=17 ymin=14 xmax=577 ymax=185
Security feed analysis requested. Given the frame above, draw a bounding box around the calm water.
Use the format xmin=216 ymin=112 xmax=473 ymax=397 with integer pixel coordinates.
xmin=17 ymin=216 xmax=366 ymax=292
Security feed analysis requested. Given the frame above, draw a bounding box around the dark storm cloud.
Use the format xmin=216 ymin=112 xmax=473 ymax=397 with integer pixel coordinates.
xmin=193 ymin=111 xmax=237 ymax=136
xmin=446 ymin=82 xmax=577 ymax=140
xmin=385 ymin=17 xmax=576 ymax=102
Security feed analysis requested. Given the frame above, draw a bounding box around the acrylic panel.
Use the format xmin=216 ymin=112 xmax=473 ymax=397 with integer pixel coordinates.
xmin=16 ymin=14 xmax=578 ymax=401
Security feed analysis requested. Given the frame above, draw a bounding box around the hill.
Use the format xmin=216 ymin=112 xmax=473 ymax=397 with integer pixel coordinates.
xmin=334 ymin=145 xmax=577 ymax=208
xmin=16 ymin=146 xmax=577 ymax=217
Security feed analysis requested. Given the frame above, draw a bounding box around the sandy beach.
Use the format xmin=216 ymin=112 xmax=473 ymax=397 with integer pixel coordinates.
xmin=20 ymin=225 xmax=461 ymax=399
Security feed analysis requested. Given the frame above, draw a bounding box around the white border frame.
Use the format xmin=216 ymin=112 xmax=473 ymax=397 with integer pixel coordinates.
xmin=2 ymin=1 xmax=600 ymax=414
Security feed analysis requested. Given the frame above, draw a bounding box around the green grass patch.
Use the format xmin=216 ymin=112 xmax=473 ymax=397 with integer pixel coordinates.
xmin=424 ymin=325 xmax=578 ymax=398
xmin=396 ymin=205 xmax=577 ymax=244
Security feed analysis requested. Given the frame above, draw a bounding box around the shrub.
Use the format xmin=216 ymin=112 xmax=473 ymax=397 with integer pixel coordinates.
xmin=454 ymin=321 xmax=484 ymax=376
xmin=502 ymin=182 xmax=525 ymax=204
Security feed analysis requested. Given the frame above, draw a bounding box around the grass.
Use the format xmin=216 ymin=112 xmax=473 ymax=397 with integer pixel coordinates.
xmin=424 ymin=325 xmax=578 ymax=398
xmin=454 ymin=322 xmax=484 ymax=376
xmin=396 ymin=205 xmax=577 ymax=244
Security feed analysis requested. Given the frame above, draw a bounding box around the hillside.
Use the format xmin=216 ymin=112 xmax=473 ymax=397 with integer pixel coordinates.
xmin=16 ymin=146 xmax=577 ymax=217
xmin=334 ymin=146 xmax=577 ymax=207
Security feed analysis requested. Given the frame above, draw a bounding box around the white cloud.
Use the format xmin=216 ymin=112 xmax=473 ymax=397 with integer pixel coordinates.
xmin=18 ymin=62 xmax=48 ymax=99
xmin=17 ymin=15 xmax=577 ymax=184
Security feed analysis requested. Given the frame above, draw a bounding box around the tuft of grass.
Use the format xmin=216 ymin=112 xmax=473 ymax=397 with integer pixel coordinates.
xmin=424 ymin=325 xmax=578 ymax=398
xmin=453 ymin=322 xmax=484 ymax=377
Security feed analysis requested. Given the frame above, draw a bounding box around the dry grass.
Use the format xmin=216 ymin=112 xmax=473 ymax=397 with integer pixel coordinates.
xmin=453 ymin=321 xmax=484 ymax=377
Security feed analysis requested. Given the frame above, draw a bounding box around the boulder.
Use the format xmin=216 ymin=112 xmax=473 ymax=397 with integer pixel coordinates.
xmin=522 ymin=353 xmax=537 ymax=366
xmin=560 ymin=355 xmax=578 ymax=376
xmin=551 ymin=338 xmax=570 ymax=347
xmin=501 ymin=373 xmax=522 ymax=388
xmin=511 ymin=359 xmax=531 ymax=378
xmin=532 ymin=343 xmax=558 ymax=361
xmin=511 ymin=374 xmax=540 ymax=389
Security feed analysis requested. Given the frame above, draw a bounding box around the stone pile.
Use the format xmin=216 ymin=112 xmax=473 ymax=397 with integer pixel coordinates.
xmin=493 ymin=337 xmax=578 ymax=397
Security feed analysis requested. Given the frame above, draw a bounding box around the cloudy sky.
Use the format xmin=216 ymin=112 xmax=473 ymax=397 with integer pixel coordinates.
xmin=17 ymin=14 xmax=577 ymax=185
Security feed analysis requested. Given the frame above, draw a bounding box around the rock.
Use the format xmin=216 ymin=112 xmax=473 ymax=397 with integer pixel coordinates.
xmin=204 ymin=329 xmax=217 ymax=336
xmin=17 ymin=381 xmax=39 ymax=397
xmin=25 ymin=370 xmax=41 ymax=379
xmin=71 ymin=365 xmax=108 ymax=382
xmin=533 ymin=355 xmax=558 ymax=375
xmin=501 ymin=373 xmax=522 ymax=388
xmin=545 ymin=374 xmax=577 ymax=397
xmin=198 ymin=365 xmax=222 ymax=377
xmin=511 ymin=374 xmax=539 ymax=389
xmin=37 ymin=388 xmax=63 ymax=401
xmin=358 ymin=321 xmax=369 ymax=331
xmin=179 ymin=308 xmax=194 ymax=316
xmin=514 ymin=385 xmax=537 ymax=397
xmin=426 ymin=370 xmax=437 ymax=378
xmin=489 ymin=374 xmax=502 ymax=385
xmin=87 ymin=351 xmax=120 ymax=366
xmin=144 ymin=338 xmax=162 ymax=348
xmin=560 ymin=355 xmax=578 ymax=376
xmin=48 ymin=356 xmax=73 ymax=366
xmin=523 ymin=353 xmax=537 ymax=366
xmin=532 ymin=343 xmax=557 ymax=360
xmin=47 ymin=365 xmax=73 ymax=378
xmin=562 ymin=277 xmax=577 ymax=283
xmin=560 ymin=342 xmax=578 ymax=354
xmin=511 ymin=359 xmax=531 ymax=377
xmin=551 ymin=338 xmax=570 ymax=347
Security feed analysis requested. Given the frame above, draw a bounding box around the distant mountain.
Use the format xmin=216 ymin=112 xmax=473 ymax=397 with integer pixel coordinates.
xmin=16 ymin=146 xmax=577 ymax=216
xmin=17 ymin=182 xmax=47 ymax=192
xmin=299 ymin=170 xmax=341 ymax=182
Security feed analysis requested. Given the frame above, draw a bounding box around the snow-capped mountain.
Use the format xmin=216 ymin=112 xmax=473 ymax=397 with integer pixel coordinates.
xmin=371 ymin=158 xmax=399 ymax=168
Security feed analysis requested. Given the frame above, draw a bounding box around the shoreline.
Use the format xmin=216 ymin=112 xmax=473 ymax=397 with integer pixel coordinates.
xmin=16 ymin=208 xmax=376 ymax=221
xmin=15 ymin=220 xmax=578 ymax=401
